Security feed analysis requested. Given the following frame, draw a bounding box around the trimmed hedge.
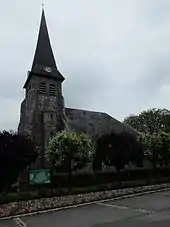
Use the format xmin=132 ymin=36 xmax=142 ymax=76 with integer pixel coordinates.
xmin=1 ymin=182 xmax=170 ymax=218
xmin=3 ymin=175 xmax=170 ymax=204
xmin=50 ymin=168 xmax=170 ymax=188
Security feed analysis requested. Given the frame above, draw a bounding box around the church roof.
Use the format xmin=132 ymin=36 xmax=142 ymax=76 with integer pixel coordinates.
xmin=65 ymin=108 xmax=138 ymax=139
xmin=24 ymin=8 xmax=64 ymax=88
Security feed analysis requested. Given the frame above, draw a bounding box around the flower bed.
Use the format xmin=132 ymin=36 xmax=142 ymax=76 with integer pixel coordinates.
xmin=0 ymin=183 xmax=170 ymax=218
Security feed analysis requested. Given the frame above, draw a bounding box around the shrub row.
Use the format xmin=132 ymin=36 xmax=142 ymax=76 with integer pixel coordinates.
xmin=2 ymin=176 xmax=170 ymax=205
xmin=50 ymin=168 xmax=170 ymax=188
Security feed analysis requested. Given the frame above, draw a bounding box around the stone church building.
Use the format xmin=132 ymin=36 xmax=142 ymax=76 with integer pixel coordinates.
xmin=18 ymin=9 xmax=135 ymax=167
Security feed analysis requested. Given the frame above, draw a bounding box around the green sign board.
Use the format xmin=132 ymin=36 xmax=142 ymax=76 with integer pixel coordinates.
xmin=29 ymin=169 xmax=51 ymax=185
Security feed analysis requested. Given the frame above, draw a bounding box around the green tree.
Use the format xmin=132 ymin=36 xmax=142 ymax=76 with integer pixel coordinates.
xmin=138 ymin=133 xmax=159 ymax=170
xmin=156 ymin=132 xmax=170 ymax=167
xmin=0 ymin=131 xmax=37 ymax=199
xmin=95 ymin=132 xmax=143 ymax=173
xmin=138 ymin=132 xmax=170 ymax=170
xmin=124 ymin=108 xmax=170 ymax=134
xmin=46 ymin=131 xmax=95 ymax=191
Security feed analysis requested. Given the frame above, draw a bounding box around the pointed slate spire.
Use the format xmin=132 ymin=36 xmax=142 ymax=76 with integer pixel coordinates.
xmin=24 ymin=8 xmax=64 ymax=88
xmin=31 ymin=8 xmax=56 ymax=70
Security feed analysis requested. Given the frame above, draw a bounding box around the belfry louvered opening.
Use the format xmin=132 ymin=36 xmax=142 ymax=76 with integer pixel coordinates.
xmin=49 ymin=84 xmax=56 ymax=96
xmin=38 ymin=82 xmax=47 ymax=94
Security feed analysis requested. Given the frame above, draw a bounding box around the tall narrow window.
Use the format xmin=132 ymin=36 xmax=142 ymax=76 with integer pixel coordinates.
xmin=49 ymin=84 xmax=56 ymax=96
xmin=38 ymin=82 xmax=47 ymax=94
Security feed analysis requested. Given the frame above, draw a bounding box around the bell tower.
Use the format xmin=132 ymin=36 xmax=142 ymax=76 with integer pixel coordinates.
xmin=18 ymin=8 xmax=65 ymax=167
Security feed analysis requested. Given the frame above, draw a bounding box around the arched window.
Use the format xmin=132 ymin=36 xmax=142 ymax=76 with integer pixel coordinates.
xmin=38 ymin=82 xmax=47 ymax=94
xmin=49 ymin=84 xmax=56 ymax=96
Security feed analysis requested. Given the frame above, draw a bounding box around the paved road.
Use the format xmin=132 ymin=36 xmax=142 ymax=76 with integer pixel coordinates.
xmin=1 ymin=190 xmax=170 ymax=227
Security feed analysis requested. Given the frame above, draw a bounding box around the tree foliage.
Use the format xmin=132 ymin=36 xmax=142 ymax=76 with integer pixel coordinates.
xmin=0 ymin=131 xmax=37 ymax=193
xmin=46 ymin=131 xmax=95 ymax=190
xmin=124 ymin=108 xmax=170 ymax=134
xmin=47 ymin=131 xmax=95 ymax=170
xmin=95 ymin=132 xmax=143 ymax=172
xmin=138 ymin=132 xmax=170 ymax=169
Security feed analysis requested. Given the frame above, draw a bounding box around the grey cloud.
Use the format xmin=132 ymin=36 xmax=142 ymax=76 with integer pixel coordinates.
xmin=1 ymin=0 xmax=170 ymax=130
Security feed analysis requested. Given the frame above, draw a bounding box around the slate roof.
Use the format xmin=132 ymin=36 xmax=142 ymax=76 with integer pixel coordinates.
xmin=24 ymin=9 xmax=64 ymax=88
xmin=65 ymin=108 xmax=138 ymax=139
xmin=31 ymin=9 xmax=64 ymax=80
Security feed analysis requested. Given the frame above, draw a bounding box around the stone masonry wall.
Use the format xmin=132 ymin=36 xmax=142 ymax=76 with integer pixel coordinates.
xmin=18 ymin=74 xmax=64 ymax=167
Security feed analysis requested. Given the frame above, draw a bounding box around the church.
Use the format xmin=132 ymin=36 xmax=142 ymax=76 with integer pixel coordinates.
xmin=18 ymin=9 xmax=136 ymax=167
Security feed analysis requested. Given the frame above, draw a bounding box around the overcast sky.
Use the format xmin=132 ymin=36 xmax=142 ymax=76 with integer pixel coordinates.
xmin=0 ymin=0 xmax=170 ymax=130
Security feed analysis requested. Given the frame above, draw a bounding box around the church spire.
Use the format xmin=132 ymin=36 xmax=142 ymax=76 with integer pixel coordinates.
xmin=30 ymin=8 xmax=64 ymax=80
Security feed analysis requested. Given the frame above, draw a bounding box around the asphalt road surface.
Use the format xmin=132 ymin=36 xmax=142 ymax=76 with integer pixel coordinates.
xmin=1 ymin=190 xmax=170 ymax=227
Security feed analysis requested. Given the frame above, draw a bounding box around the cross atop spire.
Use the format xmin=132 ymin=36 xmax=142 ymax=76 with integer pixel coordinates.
xmin=30 ymin=8 xmax=64 ymax=81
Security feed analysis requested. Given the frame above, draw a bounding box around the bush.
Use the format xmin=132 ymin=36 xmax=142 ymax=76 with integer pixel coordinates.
xmin=2 ymin=175 xmax=170 ymax=204
xmin=0 ymin=131 xmax=37 ymax=194
xmin=51 ymin=168 xmax=170 ymax=188
xmin=1 ymin=191 xmax=39 ymax=204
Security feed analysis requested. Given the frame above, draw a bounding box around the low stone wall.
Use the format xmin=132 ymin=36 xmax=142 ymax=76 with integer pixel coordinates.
xmin=0 ymin=183 xmax=170 ymax=218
